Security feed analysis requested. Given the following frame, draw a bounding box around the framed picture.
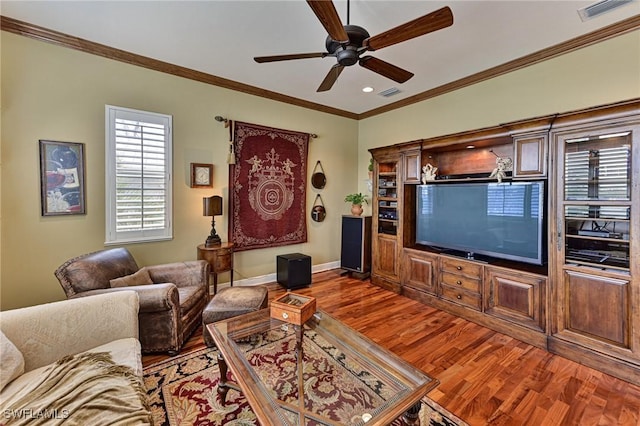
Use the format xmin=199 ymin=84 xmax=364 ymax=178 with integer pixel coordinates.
xmin=190 ymin=163 xmax=213 ymax=188
xmin=39 ymin=140 xmax=86 ymax=216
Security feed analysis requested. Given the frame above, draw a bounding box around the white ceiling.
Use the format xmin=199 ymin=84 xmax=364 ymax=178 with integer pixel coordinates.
xmin=3 ymin=1 xmax=639 ymax=115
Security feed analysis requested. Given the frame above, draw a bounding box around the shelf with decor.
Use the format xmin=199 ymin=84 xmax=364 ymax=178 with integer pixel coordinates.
xmin=369 ymin=149 xmax=403 ymax=293
xmin=561 ymin=131 xmax=632 ymax=272
xmin=376 ymin=167 xmax=398 ymax=236
xmin=564 ymin=210 xmax=630 ymax=272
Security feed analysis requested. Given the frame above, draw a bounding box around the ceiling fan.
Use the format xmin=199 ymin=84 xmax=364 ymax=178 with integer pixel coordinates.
xmin=254 ymin=0 xmax=453 ymax=92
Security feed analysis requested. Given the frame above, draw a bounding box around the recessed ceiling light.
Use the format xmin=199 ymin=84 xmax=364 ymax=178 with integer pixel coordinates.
xmin=466 ymin=145 xmax=476 ymax=149
xmin=362 ymin=86 xmax=374 ymax=93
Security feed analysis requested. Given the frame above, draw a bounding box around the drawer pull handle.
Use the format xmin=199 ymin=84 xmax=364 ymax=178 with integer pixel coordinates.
xmin=456 ymin=295 xmax=462 ymax=300
xmin=456 ymin=280 xmax=462 ymax=285
xmin=282 ymin=312 xmax=289 ymax=319
xmin=456 ymin=266 xmax=462 ymax=270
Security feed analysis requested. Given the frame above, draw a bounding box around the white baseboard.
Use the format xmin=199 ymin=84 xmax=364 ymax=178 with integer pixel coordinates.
xmin=213 ymin=260 xmax=340 ymax=291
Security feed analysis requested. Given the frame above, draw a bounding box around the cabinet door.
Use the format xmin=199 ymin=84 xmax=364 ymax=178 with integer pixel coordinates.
xmin=513 ymin=134 xmax=547 ymax=177
xmin=549 ymin=116 xmax=640 ymax=382
xmin=373 ymin=234 xmax=398 ymax=279
xmin=403 ymin=150 xmax=421 ymax=184
xmin=402 ymin=250 xmax=437 ymax=294
xmin=484 ymin=267 xmax=546 ymax=332
xmin=560 ymin=270 xmax=630 ymax=348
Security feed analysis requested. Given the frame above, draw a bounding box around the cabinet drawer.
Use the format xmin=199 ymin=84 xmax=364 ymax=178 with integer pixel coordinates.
xmin=215 ymin=247 xmax=233 ymax=257
xmin=440 ymin=258 xmax=482 ymax=278
xmin=440 ymin=285 xmax=482 ymax=310
xmin=441 ymin=271 xmax=481 ymax=292
xmin=215 ymin=253 xmax=233 ymax=271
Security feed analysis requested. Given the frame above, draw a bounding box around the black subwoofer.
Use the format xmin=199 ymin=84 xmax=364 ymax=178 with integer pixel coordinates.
xmin=276 ymin=253 xmax=312 ymax=290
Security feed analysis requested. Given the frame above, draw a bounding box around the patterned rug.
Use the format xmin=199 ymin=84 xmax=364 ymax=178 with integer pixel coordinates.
xmin=143 ymin=347 xmax=468 ymax=426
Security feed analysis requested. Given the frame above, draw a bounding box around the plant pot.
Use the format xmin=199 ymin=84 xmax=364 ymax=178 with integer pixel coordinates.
xmin=351 ymin=204 xmax=363 ymax=216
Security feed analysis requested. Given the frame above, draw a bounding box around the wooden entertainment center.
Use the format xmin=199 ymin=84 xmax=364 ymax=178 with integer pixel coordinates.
xmin=369 ymin=98 xmax=640 ymax=384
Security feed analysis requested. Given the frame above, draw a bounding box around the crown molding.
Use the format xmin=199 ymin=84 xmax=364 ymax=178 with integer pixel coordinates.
xmin=0 ymin=15 xmax=358 ymax=121
xmin=358 ymin=14 xmax=640 ymax=119
xmin=2 ymin=14 xmax=639 ymax=121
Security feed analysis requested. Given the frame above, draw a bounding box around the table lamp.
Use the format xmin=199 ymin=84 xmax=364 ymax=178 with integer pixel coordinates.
xmin=203 ymin=195 xmax=222 ymax=247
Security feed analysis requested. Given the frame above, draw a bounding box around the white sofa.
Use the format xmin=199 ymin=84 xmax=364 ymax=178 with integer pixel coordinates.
xmin=0 ymin=291 xmax=151 ymax=425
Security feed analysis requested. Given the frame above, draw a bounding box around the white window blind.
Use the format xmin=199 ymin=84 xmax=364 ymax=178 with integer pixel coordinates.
xmin=487 ymin=184 xmax=539 ymax=219
xmin=564 ymin=138 xmax=630 ymax=219
xmin=105 ymin=106 xmax=172 ymax=244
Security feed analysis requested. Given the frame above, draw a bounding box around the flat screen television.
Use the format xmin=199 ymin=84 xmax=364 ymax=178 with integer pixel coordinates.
xmin=415 ymin=181 xmax=546 ymax=265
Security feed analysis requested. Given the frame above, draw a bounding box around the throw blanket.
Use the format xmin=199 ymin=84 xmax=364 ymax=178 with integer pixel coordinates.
xmin=0 ymin=352 xmax=152 ymax=426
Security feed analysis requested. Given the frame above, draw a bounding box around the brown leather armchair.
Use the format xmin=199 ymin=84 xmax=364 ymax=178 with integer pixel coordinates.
xmin=54 ymin=247 xmax=209 ymax=354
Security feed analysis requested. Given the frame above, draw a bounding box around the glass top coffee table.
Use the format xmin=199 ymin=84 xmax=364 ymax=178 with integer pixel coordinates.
xmin=207 ymin=308 xmax=438 ymax=426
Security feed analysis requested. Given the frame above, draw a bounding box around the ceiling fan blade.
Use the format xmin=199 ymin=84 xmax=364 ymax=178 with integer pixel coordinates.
xmin=317 ymin=64 xmax=344 ymax=92
xmin=307 ymin=0 xmax=349 ymax=43
xmin=364 ymin=6 xmax=453 ymax=51
xmin=359 ymin=56 xmax=413 ymax=83
xmin=254 ymin=52 xmax=327 ymax=63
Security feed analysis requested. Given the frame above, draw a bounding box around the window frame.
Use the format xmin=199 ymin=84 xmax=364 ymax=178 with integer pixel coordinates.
xmin=105 ymin=105 xmax=173 ymax=245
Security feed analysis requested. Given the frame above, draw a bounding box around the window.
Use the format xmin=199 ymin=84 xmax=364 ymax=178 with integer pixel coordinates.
xmin=105 ymin=105 xmax=172 ymax=244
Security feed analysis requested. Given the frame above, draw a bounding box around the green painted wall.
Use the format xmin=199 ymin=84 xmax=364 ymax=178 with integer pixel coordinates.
xmin=0 ymin=32 xmax=358 ymax=310
xmin=2 ymin=29 xmax=639 ymax=310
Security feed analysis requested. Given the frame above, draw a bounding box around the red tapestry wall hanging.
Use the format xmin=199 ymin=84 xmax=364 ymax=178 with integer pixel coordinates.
xmin=229 ymin=121 xmax=310 ymax=251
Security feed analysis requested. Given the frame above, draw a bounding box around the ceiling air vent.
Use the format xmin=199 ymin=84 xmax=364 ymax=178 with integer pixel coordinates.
xmin=378 ymin=87 xmax=402 ymax=98
xmin=578 ymin=0 xmax=634 ymax=21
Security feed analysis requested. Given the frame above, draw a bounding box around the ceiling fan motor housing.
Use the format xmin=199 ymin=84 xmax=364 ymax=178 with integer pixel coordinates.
xmin=326 ymin=25 xmax=370 ymax=66
xmin=253 ymin=3 xmax=454 ymax=92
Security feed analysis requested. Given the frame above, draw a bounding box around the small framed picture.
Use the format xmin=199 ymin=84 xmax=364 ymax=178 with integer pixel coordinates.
xmin=190 ymin=163 xmax=213 ymax=188
xmin=39 ymin=140 xmax=86 ymax=216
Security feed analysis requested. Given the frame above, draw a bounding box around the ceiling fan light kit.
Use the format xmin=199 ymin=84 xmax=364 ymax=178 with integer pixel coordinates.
xmin=254 ymin=1 xmax=453 ymax=92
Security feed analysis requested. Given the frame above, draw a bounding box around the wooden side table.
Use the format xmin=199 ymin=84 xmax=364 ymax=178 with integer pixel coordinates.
xmin=197 ymin=242 xmax=234 ymax=297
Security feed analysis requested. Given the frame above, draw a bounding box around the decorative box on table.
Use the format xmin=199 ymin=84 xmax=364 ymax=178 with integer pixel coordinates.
xmin=270 ymin=293 xmax=316 ymax=325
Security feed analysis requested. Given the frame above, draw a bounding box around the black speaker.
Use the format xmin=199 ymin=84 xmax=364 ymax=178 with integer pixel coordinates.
xmin=341 ymin=215 xmax=372 ymax=273
xmin=276 ymin=253 xmax=312 ymax=290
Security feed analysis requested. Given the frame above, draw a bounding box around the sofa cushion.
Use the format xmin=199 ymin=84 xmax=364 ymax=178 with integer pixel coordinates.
xmin=177 ymin=286 xmax=206 ymax=314
xmin=0 ymin=337 xmax=142 ymax=402
xmin=1 ymin=361 xmax=50 ymax=402
xmin=0 ymin=331 xmax=24 ymax=392
xmin=110 ymin=268 xmax=153 ymax=288
xmin=86 ymin=337 xmax=143 ymax=376
xmin=0 ymin=351 xmax=151 ymax=425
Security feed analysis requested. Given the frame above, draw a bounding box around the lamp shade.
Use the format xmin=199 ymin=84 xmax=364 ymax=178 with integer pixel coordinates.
xmin=203 ymin=195 xmax=223 ymax=217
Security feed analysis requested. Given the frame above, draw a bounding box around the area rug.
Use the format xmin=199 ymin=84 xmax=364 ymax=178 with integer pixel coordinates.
xmin=143 ymin=346 xmax=467 ymax=426
xmin=229 ymin=121 xmax=310 ymax=251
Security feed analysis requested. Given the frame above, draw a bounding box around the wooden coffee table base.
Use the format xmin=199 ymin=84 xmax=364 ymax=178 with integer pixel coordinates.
xmin=217 ymin=353 xmax=240 ymax=404
xmin=402 ymin=402 xmax=422 ymax=425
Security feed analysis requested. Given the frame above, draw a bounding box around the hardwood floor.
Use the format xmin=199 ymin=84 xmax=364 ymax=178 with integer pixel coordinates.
xmin=142 ymin=270 xmax=640 ymax=425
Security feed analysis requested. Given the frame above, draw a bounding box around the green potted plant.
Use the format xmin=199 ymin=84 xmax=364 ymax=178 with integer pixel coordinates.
xmin=345 ymin=193 xmax=368 ymax=216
